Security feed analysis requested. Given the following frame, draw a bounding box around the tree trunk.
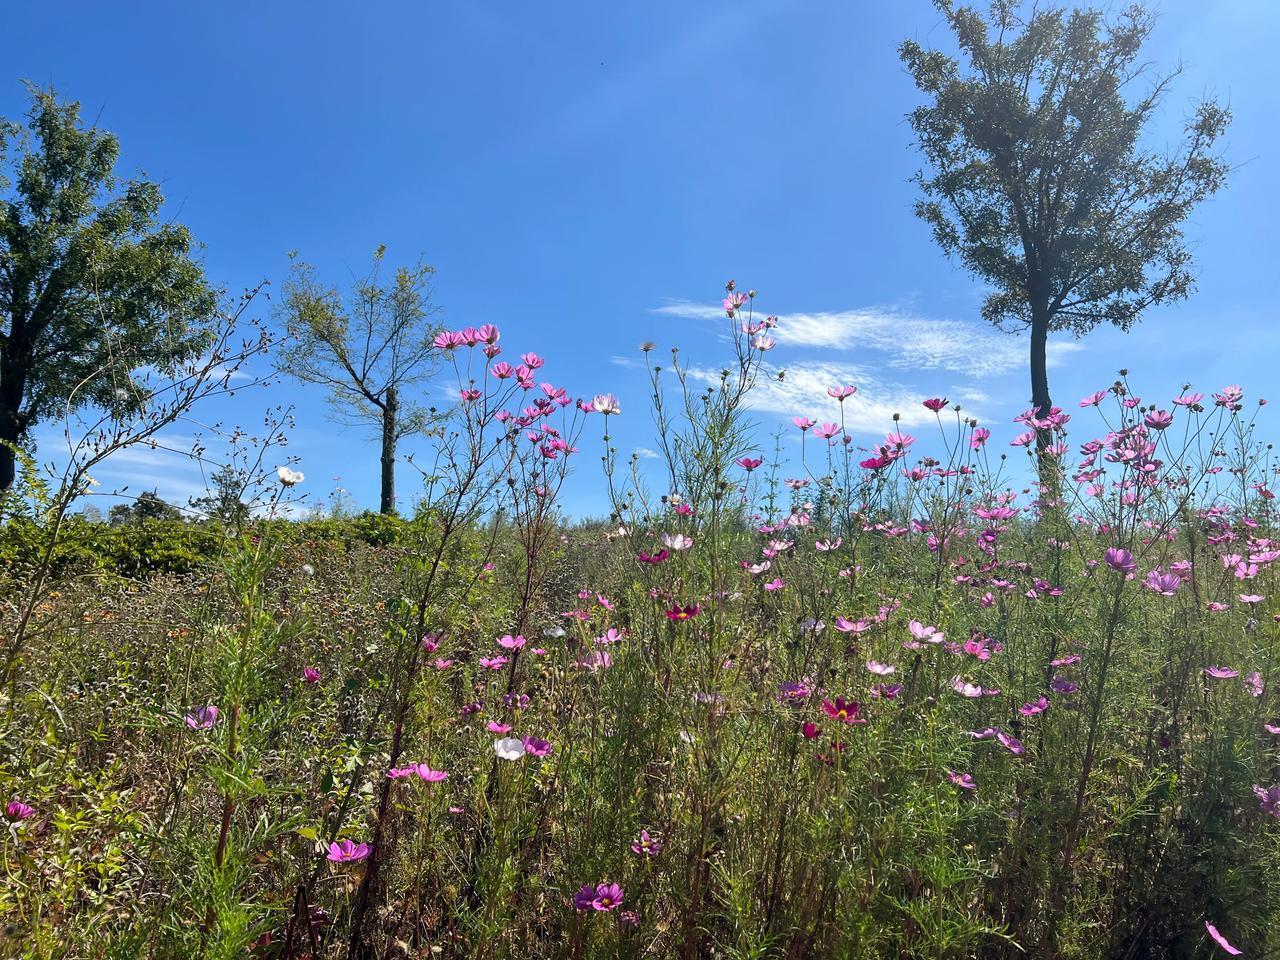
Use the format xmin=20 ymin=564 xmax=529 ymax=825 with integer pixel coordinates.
xmin=0 ymin=391 xmax=24 ymax=493
xmin=1029 ymin=308 xmax=1052 ymax=438
xmin=1029 ymin=304 xmax=1060 ymax=502
xmin=379 ymin=386 xmax=397 ymax=515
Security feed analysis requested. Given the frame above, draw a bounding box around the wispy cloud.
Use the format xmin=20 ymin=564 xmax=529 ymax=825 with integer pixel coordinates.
xmin=633 ymin=447 xmax=659 ymax=459
xmin=652 ymin=301 xmax=1083 ymax=378
xmin=682 ymin=361 xmax=964 ymax=435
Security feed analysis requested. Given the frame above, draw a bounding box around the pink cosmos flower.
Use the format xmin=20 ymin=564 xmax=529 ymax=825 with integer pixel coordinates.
xmin=1205 ymin=921 xmax=1242 ymax=955
xmin=665 ymin=604 xmax=701 ymax=622
xmin=1172 ymin=392 xmax=1203 ymax=407
xmin=573 ymin=882 xmax=624 ymax=911
xmin=866 ymin=660 xmax=896 ymax=676
xmin=522 ymin=736 xmax=552 ymax=757
xmin=302 ymin=667 xmax=322 ymax=684
xmin=497 ymin=634 xmax=526 ymax=650
xmin=802 ymin=722 xmax=822 ymax=739
xmin=970 ymin=427 xmax=991 ymax=448
xmin=661 ymin=533 xmax=694 ymax=551
xmin=1104 ymin=548 xmax=1136 ymax=574
xmin=1245 ymin=671 xmax=1264 ymax=697
xmin=763 ymin=578 xmax=785 ymax=592
xmin=1144 ymin=570 xmax=1181 ymax=596
xmin=487 ymin=721 xmax=512 ymax=734
xmin=1240 ymin=594 xmax=1264 ymax=604
xmin=631 ymin=830 xmax=663 ymax=856
xmin=923 ymin=397 xmax=948 ymax=412
xmin=1079 ymin=390 xmax=1107 ymax=407
xmin=1019 ymin=696 xmax=1049 ymax=716
xmin=185 ymin=705 xmax=219 ymax=730
xmin=736 ymin=456 xmax=763 ymax=471
xmin=951 ymin=677 xmax=984 ymax=698
xmin=1144 ymin=409 xmax=1173 ymax=430
xmin=996 ymin=731 xmax=1024 ymax=756
xmin=820 ymin=697 xmax=866 ymax=724
xmin=1265 ymin=723 xmax=1280 ymax=735
xmin=5 ymin=801 xmax=33 ymax=822
xmin=415 ymin=765 xmax=449 ymax=783
xmin=1203 ymin=666 xmax=1239 ymax=679
xmin=828 ymin=385 xmax=857 ymax=401
xmin=479 ymin=656 xmax=510 ymax=670
xmin=834 ymin=616 xmax=871 ymax=634
xmin=909 ymin=620 xmax=944 ymax=644
xmin=792 ymin=416 xmax=815 ymax=431
xmin=947 ymin=770 xmax=977 ymax=791
xmin=327 ymin=839 xmax=370 ymax=863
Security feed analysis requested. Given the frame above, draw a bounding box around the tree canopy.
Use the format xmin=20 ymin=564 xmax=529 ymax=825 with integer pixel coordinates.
xmin=0 ymin=84 xmax=218 ymax=489
xmin=900 ymin=0 xmax=1230 ymax=444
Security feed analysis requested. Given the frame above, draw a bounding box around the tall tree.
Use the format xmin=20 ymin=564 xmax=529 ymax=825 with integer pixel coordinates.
xmin=276 ymin=248 xmax=441 ymax=514
xmin=901 ymin=1 xmax=1229 ymax=451
xmin=0 ymin=85 xmax=218 ymax=490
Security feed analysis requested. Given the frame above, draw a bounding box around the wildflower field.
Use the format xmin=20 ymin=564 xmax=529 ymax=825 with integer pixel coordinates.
xmin=3 ymin=297 xmax=1279 ymax=959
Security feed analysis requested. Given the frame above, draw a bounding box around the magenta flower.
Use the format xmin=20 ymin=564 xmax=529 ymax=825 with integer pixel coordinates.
xmin=1019 ymin=696 xmax=1049 ymax=716
xmin=665 ymin=604 xmax=701 ymax=622
xmin=1143 ymin=409 xmax=1173 ymax=430
xmin=827 ymin=385 xmax=857 ymax=401
xmin=996 ymin=731 xmax=1025 ymax=756
xmin=820 ymin=697 xmax=866 ymax=725
xmin=5 ymin=801 xmax=33 ymax=822
xmin=1205 ymin=921 xmax=1243 ymax=955
xmin=792 ymin=416 xmax=815 ymax=431
xmin=415 ymin=765 xmax=449 ymax=783
xmin=1104 ymin=548 xmax=1136 ymax=574
xmin=573 ymin=882 xmax=624 ymax=911
xmin=327 ymin=839 xmax=370 ymax=863
xmin=497 ymin=634 xmax=526 ymax=650
xmin=922 ymin=397 xmax=948 ymax=412
xmin=479 ymin=656 xmax=510 ymax=670
xmin=631 ymin=830 xmax=663 ymax=857
xmin=947 ymin=770 xmax=977 ymax=791
xmin=1253 ymin=783 xmax=1280 ymax=819
xmin=802 ymin=722 xmax=821 ymax=739
xmin=302 ymin=666 xmax=322 ymax=684
xmin=1245 ymin=671 xmax=1264 ymax=697
xmin=1203 ymin=666 xmax=1239 ymax=679
xmin=522 ymin=736 xmax=552 ymax=757
xmin=184 ymin=705 xmax=219 ymax=730
xmin=1144 ymin=570 xmax=1181 ymax=596
xmin=736 ymin=456 xmax=763 ymax=471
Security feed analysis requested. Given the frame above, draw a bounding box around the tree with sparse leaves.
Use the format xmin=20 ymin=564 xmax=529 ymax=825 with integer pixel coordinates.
xmin=900 ymin=1 xmax=1230 ymax=454
xmin=0 ymin=85 xmax=218 ymax=491
xmin=275 ymin=247 xmax=441 ymax=515
xmin=109 ymin=489 xmax=180 ymax=525
xmin=188 ymin=463 xmax=250 ymax=526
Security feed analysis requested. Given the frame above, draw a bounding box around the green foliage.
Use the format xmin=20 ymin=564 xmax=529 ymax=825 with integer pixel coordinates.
xmin=0 ymin=84 xmax=218 ymax=489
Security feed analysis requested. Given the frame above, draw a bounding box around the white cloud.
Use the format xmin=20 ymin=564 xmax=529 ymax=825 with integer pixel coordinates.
xmin=681 ymin=360 xmax=965 ymax=436
xmin=633 ymin=447 xmax=660 ymax=459
xmin=652 ymin=301 xmax=1084 ymax=378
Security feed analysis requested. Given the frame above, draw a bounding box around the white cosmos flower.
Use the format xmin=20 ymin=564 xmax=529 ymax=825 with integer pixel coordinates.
xmin=662 ymin=533 xmax=694 ymax=551
xmin=494 ymin=737 xmax=526 ymax=761
xmin=276 ymin=465 xmax=305 ymax=487
xmin=592 ymin=393 xmax=620 ymax=415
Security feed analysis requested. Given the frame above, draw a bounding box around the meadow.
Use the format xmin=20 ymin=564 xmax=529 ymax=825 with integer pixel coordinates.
xmin=3 ymin=294 xmax=1279 ymax=959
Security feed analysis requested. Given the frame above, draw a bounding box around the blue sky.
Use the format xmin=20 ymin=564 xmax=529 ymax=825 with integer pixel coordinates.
xmin=6 ymin=1 xmax=1279 ymax=517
